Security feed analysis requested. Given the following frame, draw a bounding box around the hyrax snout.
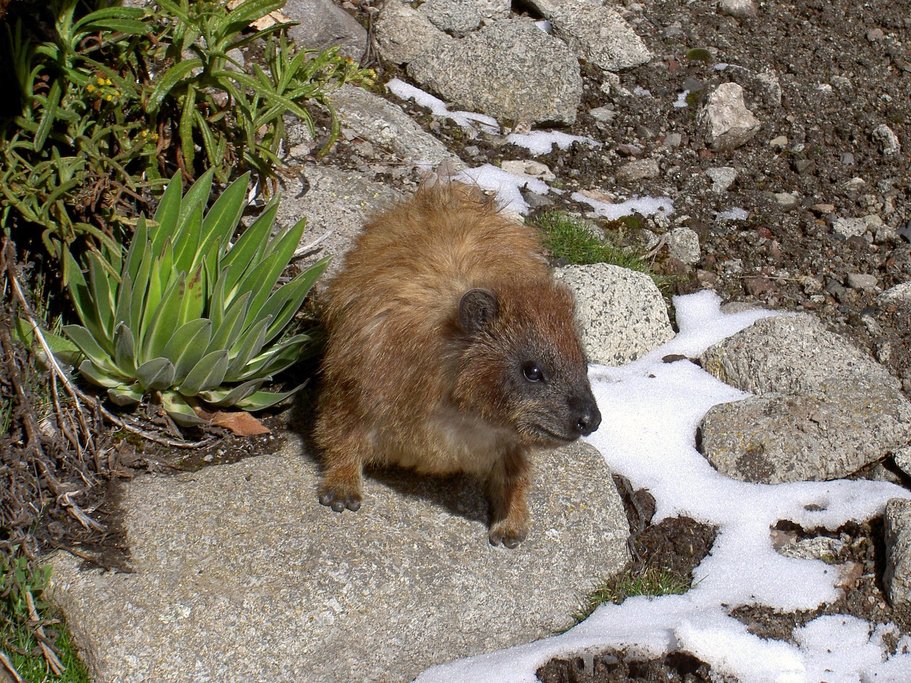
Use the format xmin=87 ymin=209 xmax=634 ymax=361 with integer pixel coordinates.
xmin=314 ymin=182 xmax=600 ymax=547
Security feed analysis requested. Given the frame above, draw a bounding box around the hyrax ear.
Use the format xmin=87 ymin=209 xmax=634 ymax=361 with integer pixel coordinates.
xmin=459 ymin=288 xmax=499 ymax=334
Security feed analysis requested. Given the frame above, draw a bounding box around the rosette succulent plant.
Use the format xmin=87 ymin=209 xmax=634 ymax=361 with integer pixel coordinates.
xmin=62 ymin=170 xmax=328 ymax=425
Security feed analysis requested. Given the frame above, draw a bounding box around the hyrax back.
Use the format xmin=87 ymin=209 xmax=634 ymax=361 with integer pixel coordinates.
xmin=314 ymin=182 xmax=601 ymax=547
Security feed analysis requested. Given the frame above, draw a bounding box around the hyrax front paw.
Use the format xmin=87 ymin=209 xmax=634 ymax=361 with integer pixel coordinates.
xmin=488 ymin=520 xmax=528 ymax=549
xmin=318 ymin=485 xmax=362 ymax=513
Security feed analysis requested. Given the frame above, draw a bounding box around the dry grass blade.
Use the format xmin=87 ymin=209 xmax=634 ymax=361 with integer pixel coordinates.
xmin=24 ymin=591 xmax=64 ymax=677
xmin=0 ymin=650 xmax=24 ymax=683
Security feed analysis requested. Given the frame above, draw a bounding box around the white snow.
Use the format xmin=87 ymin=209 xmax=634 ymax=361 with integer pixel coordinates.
xmin=506 ymin=131 xmax=600 ymax=156
xmin=417 ymin=290 xmax=911 ymax=683
xmin=386 ymin=79 xmax=500 ymax=133
xmin=572 ymin=191 xmax=674 ymax=220
xmin=455 ymin=164 xmax=551 ymax=216
xmin=674 ymin=90 xmax=690 ymax=108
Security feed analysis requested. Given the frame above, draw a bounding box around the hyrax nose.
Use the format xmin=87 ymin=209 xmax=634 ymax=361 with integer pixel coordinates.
xmin=571 ymin=397 xmax=602 ymax=436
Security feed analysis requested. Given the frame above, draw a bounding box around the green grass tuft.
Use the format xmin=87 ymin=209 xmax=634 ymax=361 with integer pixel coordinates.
xmin=534 ymin=211 xmax=654 ymax=272
xmin=575 ymin=566 xmax=691 ymax=623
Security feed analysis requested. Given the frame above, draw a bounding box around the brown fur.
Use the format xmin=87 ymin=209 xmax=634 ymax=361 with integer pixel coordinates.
xmin=314 ymin=182 xmax=600 ymax=547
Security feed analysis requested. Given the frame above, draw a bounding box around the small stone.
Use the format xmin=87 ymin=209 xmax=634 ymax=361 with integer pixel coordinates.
xmin=616 ymin=143 xmax=643 ymax=157
xmin=884 ymin=498 xmax=911 ymax=610
xmin=831 ymin=216 xmax=868 ymax=239
xmin=589 ymin=106 xmax=616 ymax=124
xmin=717 ymin=0 xmax=756 ymax=19
xmin=743 ymin=276 xmax=775 ymax=296
xmin=872 ymin=124 xmax=902 ymax=155
xmin=843 ymin=177 xmax=866 ymax=192
xmin=666 ymin=227 xmax=701 ymax=264
xmin=616 ymin=158 xmax=659 ymax=182
xmin=792 ymin=159 xmax=814 ymax=174
xmin=420 ymin=0 xmax=484 ymax=34
xmin=706 ymin=166 xmax=737 ymax=193
xmin=811 ymin=204 xmax=836 ymax=215
xmin=699 ymin=82 xmax=761 ymax=151
xmin=894 ymin=446 xmax=911 ymax=479
xmin=878 ymin=282 xmax=911 ymax=307
xmin=769 ymin=135 xmax=788 ymax=149
xmin=867 ymin=27 xmax=886 ymax=42
xmin=662 ymin=132 xmax=683 ymax=149
xmin=773 ymin=192 xmax=799 ymax=208
xmin=500 ymin=159 xmax=556 ymax=182
xmin=840 ymin=152 xmax=855 ymax=165
xmin=846 ymin=273 xmax=878 ymax=291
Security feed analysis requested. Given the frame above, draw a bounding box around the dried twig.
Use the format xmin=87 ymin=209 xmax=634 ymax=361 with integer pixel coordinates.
xmin=0 ymin=650 xmax=24 ymax=683
xmin=25 ymin=591 xmax=64 ymax=677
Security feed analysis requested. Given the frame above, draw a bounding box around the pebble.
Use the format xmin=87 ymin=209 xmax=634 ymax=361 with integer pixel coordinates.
xmin=616 ymin=158 xmax=659 ymax=182
xmin=840 ymin=152 xmax=855 ymax=165
xmin=811 ymin=203 xmax=836 ymax=215
xmin=846 ymin=273 xmax=878 ymax=291
xmin=501 ymin=159 xmax=556 ymax=181
xmin=589 ymin=106 xmax=616 ymax=124
xmin=773 ymin=192 xmax=799 ymax=208
xmin=717 ymin=0 xmax=756 ymax=19
xmin=666 ymin=227 xmax=701 ymax=264
xmin=616 ymin=143 xmax=643 ymax=157
xmin=743 ymin=276 xmax=775 ymax=296
xmin=872 ymin=124 xmax=901 ymax=155
xmin=661 ymin=133 xmax=683 ymax=149
xmin=706 ymin=166 xmax=737 ymax=193
xmin=769 ymin=135 xmax=788 ymax=149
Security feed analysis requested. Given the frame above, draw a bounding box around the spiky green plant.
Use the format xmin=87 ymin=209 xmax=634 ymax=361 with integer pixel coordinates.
xmin=60 ymin=170 xmax=328 ymax=426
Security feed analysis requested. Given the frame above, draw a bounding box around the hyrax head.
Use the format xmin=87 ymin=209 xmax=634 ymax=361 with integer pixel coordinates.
xmin=451 ymin=281 xmax=601 ymax=446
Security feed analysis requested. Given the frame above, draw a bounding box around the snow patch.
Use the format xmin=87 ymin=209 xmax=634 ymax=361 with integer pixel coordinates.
xmin=506 ymin=131 xmax=600 ymax=156
xmin=386 ymin=79 xmax=500 ymax=133
xmin=572 ymin=192 xmax=674 ymax=220
xmin=455 ymin=164 xmax=549 ymax=215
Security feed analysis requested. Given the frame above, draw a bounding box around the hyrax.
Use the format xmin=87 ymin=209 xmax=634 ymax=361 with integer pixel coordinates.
xmin=314 ymin=182 xmax=601 ymax=548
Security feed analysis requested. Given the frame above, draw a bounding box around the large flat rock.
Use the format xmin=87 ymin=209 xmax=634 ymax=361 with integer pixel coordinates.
xmin=49 ymin=438 xmax=628 ymax=683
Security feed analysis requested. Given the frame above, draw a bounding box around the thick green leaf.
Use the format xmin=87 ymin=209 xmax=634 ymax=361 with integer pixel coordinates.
xmin=147 ymin=58 xmax=203 ymax=115
xmin=86 ymin=251 xmax=116 ymax=342
xmin=177 ymin=265 xmax=206 ymax=326
xmin=78 ymin=359 xmax=128 ymax=389
xmin=151 ymin=174 xmax=184 ymax=250
xmin=140 ymin=239 xmax=175 ymax=342
xmin=136 ymin=357 xmax=177 ymax=391
xmin=64 ymin=325 xmax=124 ymax=377
xmin=261 ymin=255 xmax=330 ymax=344
xmin=65 ymin=249 xmax=109 ymax=351
xmin=128 ymin=243 xmax=154 ymax=337
xmin=142 ymin=272 xmax=187 ymax=360
xmin=34 ymin=80 xmax=62 ymax=151
xmin=108 ymin=383 xmax=144 ymax=407
xmin=114 ymin=271 xmax=133 ymax=330
xmin=77 ymin=17 xmax=147 ymax=34
xmin=197 ymin=378 xmax=265 ymax=407
xmin=220 ymin=0 xmax=284 ymax=29
xmin=226 ymin=315 xmax=271 ymax=379
xmin=161 ymin=391 xmax=205 ymax=426
xmin=208 ymin=291 xmax=250 ymax=355
xmin=237 ymin=218 xmax=307 ymax=331
xmin=233 ymin=334 xmax=309 ymax=381
xmin=124 ymin=216 xmax=149 ymax=284
xmin=172 ymin=204 xmax=203 ymax=277
xmin=40 ymin=330 xmax=82 ymax=366
xmin=201 ymin=172 xmax=249 ymax=263
xmin=235 ymin=383 xmax=306 ymax=412
xmin=164 ymin=319 xmax=213 ymax=382
xmin=219 ymin=200 xmax=278 ymax=297
xmin=180 ymin=349 xmax=229 ymax=395
xmin=112 ymin=322 xmax=136 ymax=375
xmin=178 ymin=168 xmax=214 ymax=235
xmin=72 ymin=6 xmax=145 ymax=32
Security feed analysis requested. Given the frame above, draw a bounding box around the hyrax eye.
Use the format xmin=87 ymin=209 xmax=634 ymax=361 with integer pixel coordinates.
xmin=522 ymin=362 xmax=544 ymax=382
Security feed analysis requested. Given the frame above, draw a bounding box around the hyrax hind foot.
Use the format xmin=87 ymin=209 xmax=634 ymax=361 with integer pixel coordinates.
xmin=488 ymin=519 xmax=528 ymax=549
xmin=318 ymin=485 xmax=362 ymax=512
